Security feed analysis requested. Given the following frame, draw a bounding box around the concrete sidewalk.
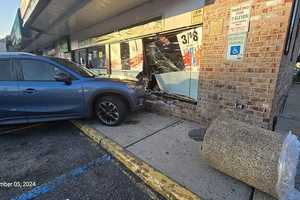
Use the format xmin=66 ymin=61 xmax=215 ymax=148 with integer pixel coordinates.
xmin=276 ymin=84 xmax=300 ymax=190
xmin=254 ymin=84 xmax=300 ymax=200
xmin=76 ymin=84 xmax=300 ymax=200
xmin=276 ymin=84 xmax=300 ymax=138
xmin=84 ymin=111 xmax=253 ymax=200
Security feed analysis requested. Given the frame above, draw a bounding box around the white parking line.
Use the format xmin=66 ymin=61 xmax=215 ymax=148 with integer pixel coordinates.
xmin=12 ymin=154 xmax=111 ymax=200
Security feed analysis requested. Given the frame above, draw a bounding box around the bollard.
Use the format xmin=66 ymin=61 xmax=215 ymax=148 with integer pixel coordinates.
xmin=201 ymin=117 xmax=300 ymax=200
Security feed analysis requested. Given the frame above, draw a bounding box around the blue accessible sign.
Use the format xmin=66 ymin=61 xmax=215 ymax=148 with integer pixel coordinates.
xmin=230 ymin=46 xmax=241 ymax=56
xmin=227 ymin=33 xmax=247 ymax=61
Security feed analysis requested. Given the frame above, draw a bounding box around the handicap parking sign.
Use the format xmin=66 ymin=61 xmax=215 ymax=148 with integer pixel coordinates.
xmin=230 ymin=45 xmax=241 ymax=56
xmin=227 ymin=33 xmax=247 ymax=61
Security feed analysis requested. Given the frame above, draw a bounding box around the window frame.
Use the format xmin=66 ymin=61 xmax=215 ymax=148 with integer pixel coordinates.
xmin=291 ymin=13 xmax=300 ymax=61
xmin=16 ymin=58 xmax=71 ymax=82
xmin=284 ymin=0 xmax=299 ymax=55
xmin=143 ymin=27 xmax=202 ymax=102
xmin=87 ymin=45 xmax=108 ymax=70
xmin=0 ymin=59 xmax=17 ymax=81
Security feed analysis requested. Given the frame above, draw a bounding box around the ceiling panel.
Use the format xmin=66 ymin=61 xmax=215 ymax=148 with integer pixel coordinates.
xmin=31 ymin=0 xmax=80 ymax=32
xmin=67 ymin=0 xmax=149 ymax=32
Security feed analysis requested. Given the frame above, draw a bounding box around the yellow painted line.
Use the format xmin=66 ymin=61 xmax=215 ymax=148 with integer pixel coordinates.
xmin=0 ymin=123 xmax=45 ymax=136
xmin=72 ymin=120 xmax=202 ymax=200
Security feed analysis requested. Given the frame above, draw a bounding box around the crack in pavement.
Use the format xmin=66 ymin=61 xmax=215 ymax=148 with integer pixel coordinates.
xmin=124 ymin=120 xmax=183 ymax=149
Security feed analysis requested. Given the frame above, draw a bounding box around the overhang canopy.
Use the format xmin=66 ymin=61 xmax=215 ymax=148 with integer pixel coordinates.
xmin=24 ymin=0 xmax=149 ymax=51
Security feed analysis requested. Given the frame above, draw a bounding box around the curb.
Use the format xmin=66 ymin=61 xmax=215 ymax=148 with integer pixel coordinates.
xmin=71 ymin=120 xmax=202 ymax=200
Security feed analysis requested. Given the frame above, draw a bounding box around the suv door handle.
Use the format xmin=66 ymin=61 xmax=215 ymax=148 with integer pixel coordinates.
xmin=23 ymin=88 xmax=38 ymax=94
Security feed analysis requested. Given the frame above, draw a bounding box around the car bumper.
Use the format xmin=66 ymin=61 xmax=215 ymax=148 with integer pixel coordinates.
xmin=130 ymin=90 xmax=145 ymax=112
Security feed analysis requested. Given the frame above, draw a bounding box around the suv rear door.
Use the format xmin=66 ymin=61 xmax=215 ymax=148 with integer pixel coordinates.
xmin=0 ymin=58 xmax=26 ymax=124
xmin=16 ymin=58 xmax=85 ymax=122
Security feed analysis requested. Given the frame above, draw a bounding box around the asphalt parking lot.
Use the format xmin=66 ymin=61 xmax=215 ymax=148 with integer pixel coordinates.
xmin=0 ymin=121 xmax=163 ymax=200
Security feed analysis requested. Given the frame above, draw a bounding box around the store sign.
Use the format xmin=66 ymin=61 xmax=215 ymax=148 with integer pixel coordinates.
xmin=95 ymin=20 xmax=163 ymax=46
xmin=228 ymin=3 xmax=251 ymax=34
xmin=191 ymin=8 xmax=204 ymax=25
xmin=177 ymin=27 xmax=202 ymax=71
xmin=57 ymin=39 xmax=69 ymax=53
xmin=209 ymin=19 xmax=224 ymax=34
xmin=22 ymin=0 xmax=39 ymax=24
xmin=226 ymin=33 xmax=247 ymax=61
xmin=78 ymin=38 xmax=97 ymax=49
xmin=20 ymin=0 xmax=31 ymax=18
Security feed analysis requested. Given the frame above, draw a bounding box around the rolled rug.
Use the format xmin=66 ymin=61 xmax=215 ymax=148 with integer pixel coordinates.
xmin=201 ymin=117 xmax=300 ymax=200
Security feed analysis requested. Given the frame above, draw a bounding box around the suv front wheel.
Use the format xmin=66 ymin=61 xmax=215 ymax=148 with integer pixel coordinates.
xmin=95 ymin=96 xmax=128 ymax=126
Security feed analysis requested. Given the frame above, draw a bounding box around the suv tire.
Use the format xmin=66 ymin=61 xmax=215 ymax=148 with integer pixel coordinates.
xmin=95 ymin=96 xmax=128 ymax=126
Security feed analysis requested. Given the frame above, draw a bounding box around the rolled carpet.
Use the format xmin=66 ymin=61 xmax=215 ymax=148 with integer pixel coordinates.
xmin=201 ymin=117 xmax=300 ymax=200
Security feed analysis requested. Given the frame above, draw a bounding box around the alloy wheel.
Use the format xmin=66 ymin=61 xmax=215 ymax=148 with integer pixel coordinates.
xmin=96 ymin=101 xmax=120 ymax=125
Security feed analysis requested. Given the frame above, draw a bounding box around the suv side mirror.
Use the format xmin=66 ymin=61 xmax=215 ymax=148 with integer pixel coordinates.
xmin=54 ymin=73 xmax=72 ymax=85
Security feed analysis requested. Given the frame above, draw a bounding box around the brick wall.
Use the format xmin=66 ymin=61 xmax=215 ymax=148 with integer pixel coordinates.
xmin=147 ymin=0 xmax=294 ymax=129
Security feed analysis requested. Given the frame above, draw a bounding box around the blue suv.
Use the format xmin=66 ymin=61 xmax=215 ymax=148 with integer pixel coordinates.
xmin=0 ymin=52 xmax=144 ymax=126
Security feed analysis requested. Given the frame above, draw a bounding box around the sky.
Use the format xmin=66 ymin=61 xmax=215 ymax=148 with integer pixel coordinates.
xmin=0 ymin=0 xmax=20 ymax=39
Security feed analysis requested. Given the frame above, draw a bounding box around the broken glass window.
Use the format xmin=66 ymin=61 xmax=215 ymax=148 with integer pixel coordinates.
xmin=144 ymin=27 xmax=202 ymax=100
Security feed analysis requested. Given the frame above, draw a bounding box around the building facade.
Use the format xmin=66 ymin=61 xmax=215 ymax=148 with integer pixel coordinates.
xmin=13 ymin=0 xmax=300 ymax=129
xmin=0 ymin=38 xmax=7 ymax=52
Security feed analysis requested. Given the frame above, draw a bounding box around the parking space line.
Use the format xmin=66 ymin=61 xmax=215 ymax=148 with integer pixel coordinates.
xmin=0 ymin=124 xmax=45 ymax=136
xmin=72 ymin=120 xmax=202 ymax=200
xmin=11 ymin=154 xmax=111 ymax=200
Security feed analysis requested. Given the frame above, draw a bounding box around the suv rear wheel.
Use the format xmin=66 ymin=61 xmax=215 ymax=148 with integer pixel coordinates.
xmin=95 ymin=96 xmax=128 ymax=126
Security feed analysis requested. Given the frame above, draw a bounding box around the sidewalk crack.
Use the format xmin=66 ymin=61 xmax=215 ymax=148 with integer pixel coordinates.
xmin=124 ymin=120 xmax=182 ymax=149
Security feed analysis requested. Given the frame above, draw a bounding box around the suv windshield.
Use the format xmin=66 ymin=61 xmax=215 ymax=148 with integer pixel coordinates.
xmin=50 ymin=57 xmax=96 ymax=78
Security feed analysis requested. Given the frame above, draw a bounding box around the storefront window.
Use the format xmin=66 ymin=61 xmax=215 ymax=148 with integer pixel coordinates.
xmin=110 ymin=39 xmax=144 ymax=80
xmin=87 ymin=46 xmax=109 ymax=75
xmin=70 ymin=26 xmax=202 ymax=102
xmin=144 ymin=27 xmax=202 ymax=100
xmin=74 ymin=49 xmax=87 ymax=67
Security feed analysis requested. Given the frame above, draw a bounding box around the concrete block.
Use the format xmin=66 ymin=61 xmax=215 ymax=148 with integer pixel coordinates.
xmin=202 ymin=117 xmax=299 ymax=199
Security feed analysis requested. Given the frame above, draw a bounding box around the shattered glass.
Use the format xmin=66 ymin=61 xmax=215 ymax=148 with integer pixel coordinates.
xmin=145 ymin=27 xmax=202 ymax=100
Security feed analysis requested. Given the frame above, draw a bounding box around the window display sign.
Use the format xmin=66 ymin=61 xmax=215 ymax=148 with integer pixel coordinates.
xmin=111 ymin=43 xmax=122 ymax=70
xmin=177 ymin=27 xmax=202 ymax=71
xmin=110 ymin=39 xmax=143 ymax=80
xmin=228 ymin=3 xmax=251 ymax=34
xmin=226 ymin=33 xmax=247 ymax=61
xmin=128 ymin=40 xmax=143 ymax=71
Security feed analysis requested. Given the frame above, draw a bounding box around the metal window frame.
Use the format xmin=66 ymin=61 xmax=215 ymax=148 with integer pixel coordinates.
xmin=284 ymin=0 xmax=299 ymax=55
